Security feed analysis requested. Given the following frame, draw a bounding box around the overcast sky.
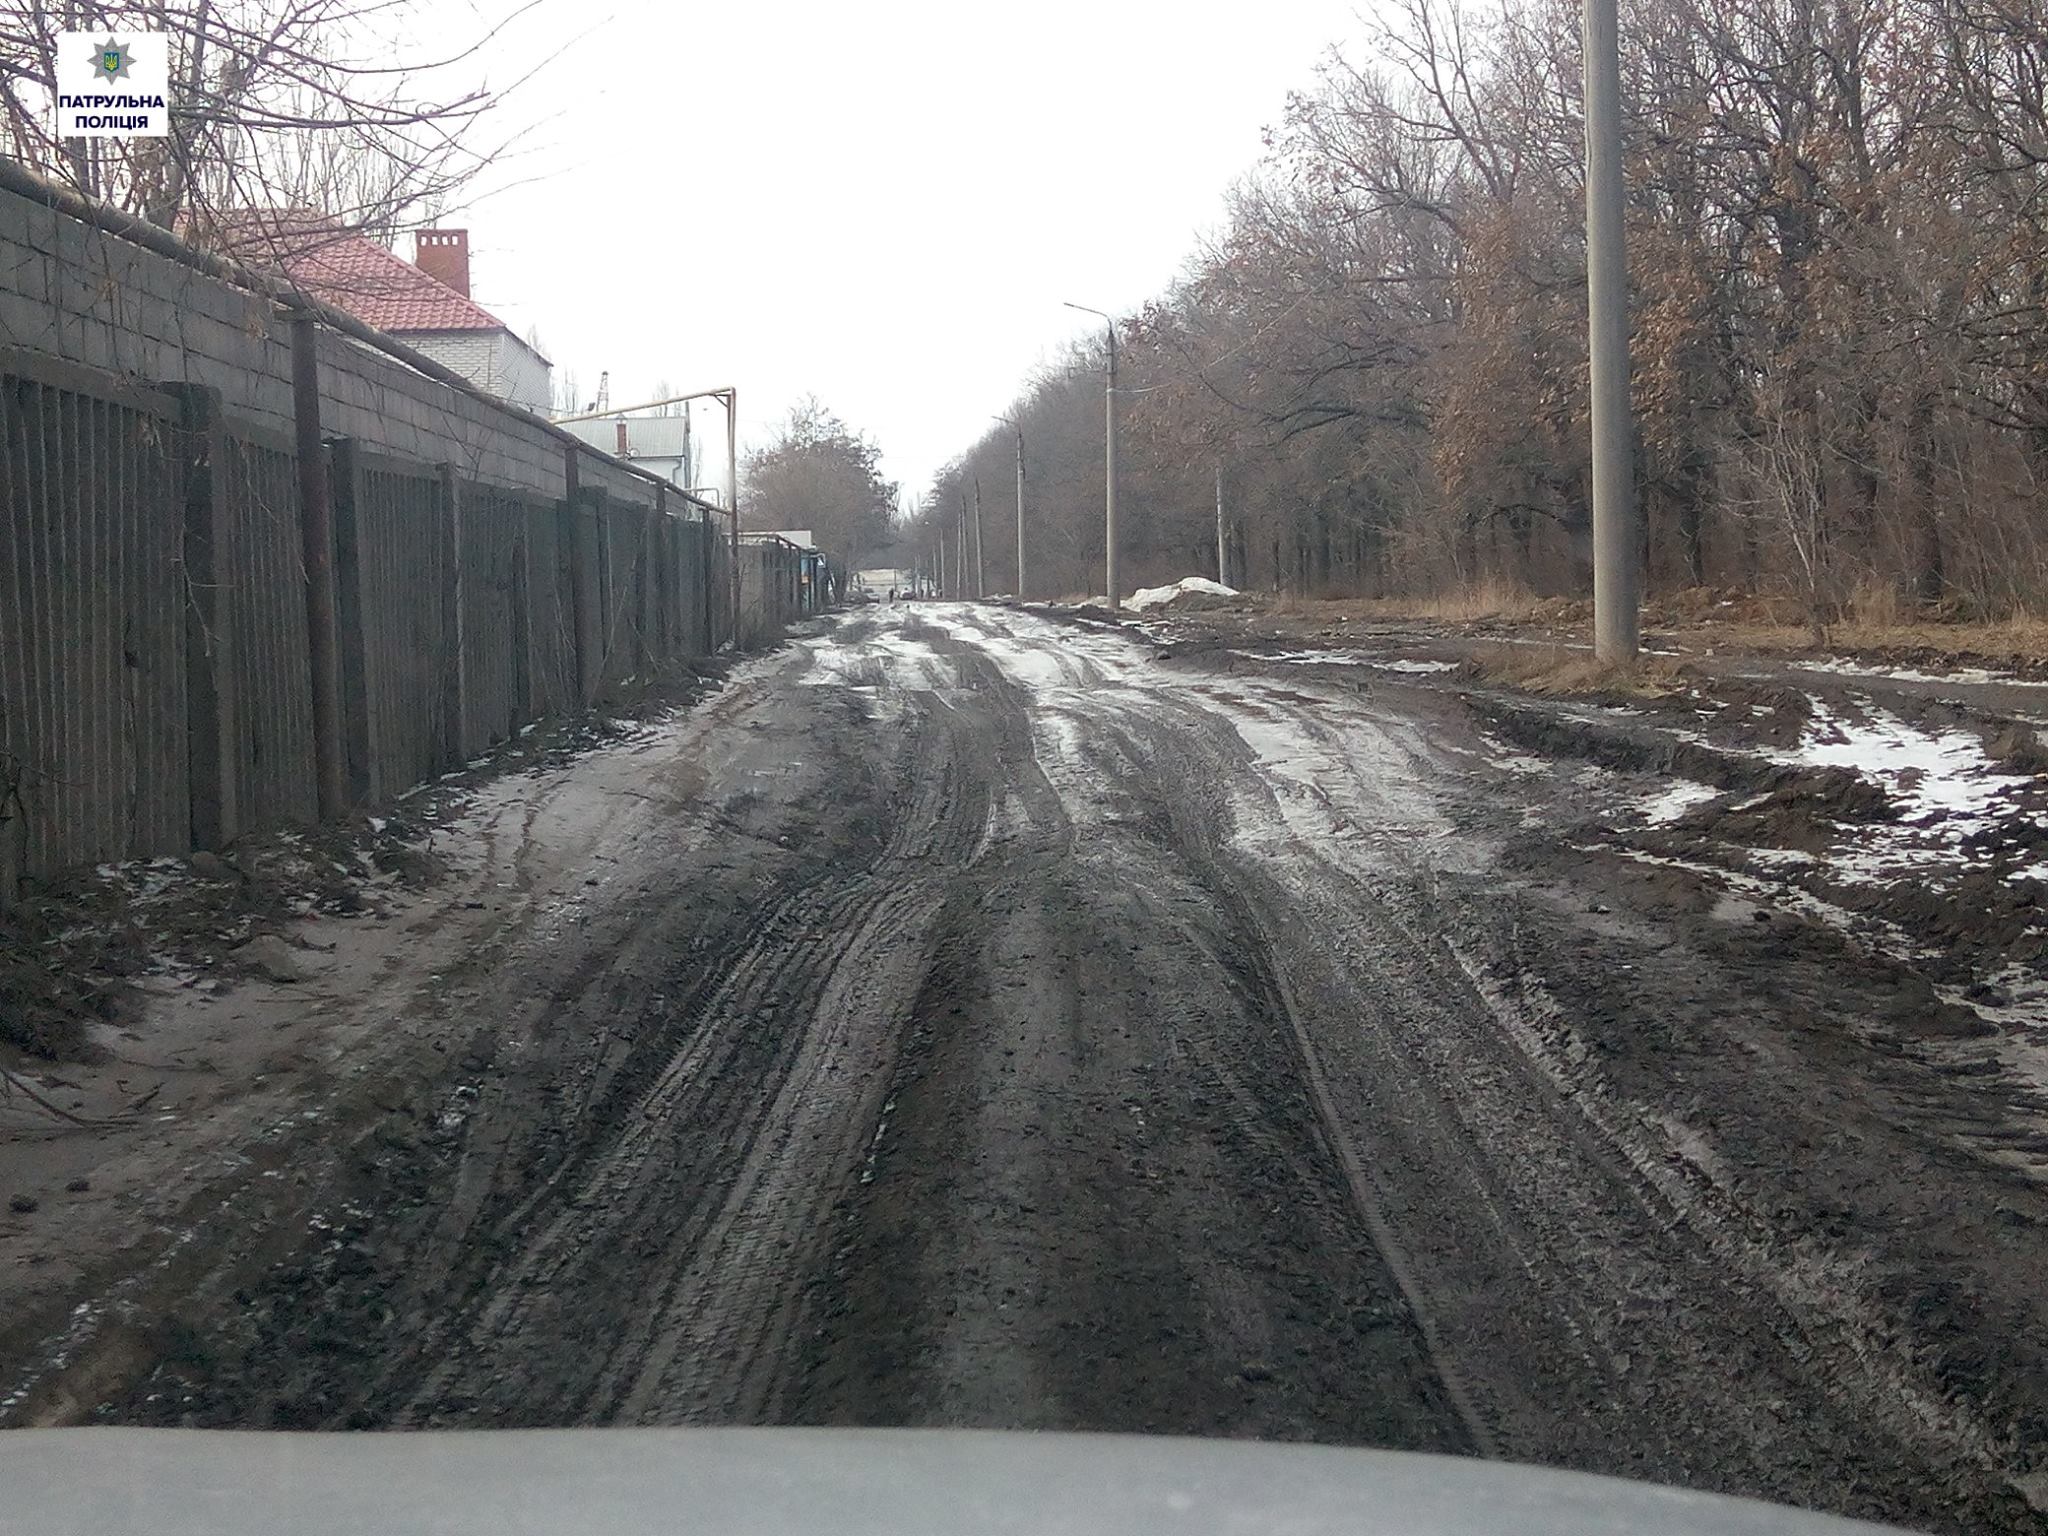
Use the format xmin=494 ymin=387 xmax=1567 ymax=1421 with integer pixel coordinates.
xmin=452 ymin=1 xmax=1370 ymax=498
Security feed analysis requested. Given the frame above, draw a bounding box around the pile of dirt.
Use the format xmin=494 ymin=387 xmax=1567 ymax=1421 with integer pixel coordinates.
xmin=0 ymin=807 xmax=453 ymax=1064
xmin=1667 ymin=779 xmax=1898 ymax=854
xmin=0 ymin=889 xmax=142 ymax=1060
xmin=1867 ymin=869 xmax=2046 ymax=958
xmin=1985 ymin=724 xmax=2048 ymax=776
xmin=1475 ymin=695 xmax=1877 ymax=809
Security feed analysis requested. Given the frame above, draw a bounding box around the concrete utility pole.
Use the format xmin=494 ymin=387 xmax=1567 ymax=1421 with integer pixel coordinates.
xmin=1215 ymin=465 xmax=1228 ymax=587
xmin=1584 ymin=0 xmax=1639 ymax=663
xmin=1013 ymin=423 xmax=1026 ymax=601
xmin=1064 ymin=302 xmax=1119 ymax=613
xmin=956 ymin=497 xmax=966 ymax=599
xmin=972 ymin=477 xmax=986 ymax=598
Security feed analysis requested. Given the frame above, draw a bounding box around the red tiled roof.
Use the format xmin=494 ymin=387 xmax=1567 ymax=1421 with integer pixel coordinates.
xmin=217 ymin=211 xmax=507 ymax=335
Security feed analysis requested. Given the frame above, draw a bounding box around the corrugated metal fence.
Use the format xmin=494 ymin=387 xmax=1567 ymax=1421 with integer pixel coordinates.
xmin=0 ymin=354 xmax=188 ymax=877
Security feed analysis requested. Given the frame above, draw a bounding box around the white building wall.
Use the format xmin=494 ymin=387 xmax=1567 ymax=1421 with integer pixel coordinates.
xmin=487 ymin=330 xmax=553 ymax=411
xmin=396 ymin=328 xmax=552 ymax=412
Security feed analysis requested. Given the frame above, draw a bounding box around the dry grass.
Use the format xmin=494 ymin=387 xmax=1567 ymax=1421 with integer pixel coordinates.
xmin=1467 ymin=642 xmax=1688 ymax=698
xmin=1725 ymin=614 xmax=2048 ymax=661
xmin=1273 ymin=580 xmax=2048 ymax=666
xmin=1412 ymin=576 xmax=1551 ymax=623
xmin=1272 ymin=578 xmax=1563 ymax=626
xmin=1642 ymin=584 xmax=2048 ymax=662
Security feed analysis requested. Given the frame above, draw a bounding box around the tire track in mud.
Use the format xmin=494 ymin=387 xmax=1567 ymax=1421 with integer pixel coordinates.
xmin=391 ymin=683 xmax=1000 ymax=1425
xmin=1048 ymin=687 xmax=1508 ymax=1459
xmin=71 ymin=647 xmax=1002 ymax=1432
xmin=1090 ymin=674 xmax=1880 ymax=1482
xmin=56 ymin=603 xmax=2035 ymax=1529
xmin=797 ymin=608 xmax=1481 ymax=1448
xmin=918 ymin=604 xmax=2031 ymax=1530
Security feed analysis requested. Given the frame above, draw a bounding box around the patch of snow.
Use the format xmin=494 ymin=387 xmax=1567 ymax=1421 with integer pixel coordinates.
xmin=1796 ymin=656 xmax=2048 ymax=689
xmin=1641 ymin=780 xmax=1720 ymax=825
xmin=1125 ymin=576 xmax=1239 ymax=612
xmin=1230 ymin=650 xmax=1460 ymax=675
xmin=1795 ymin=699 xmax=2024 ymax=830
xmin=1478 ymin=734 xmax=1551 ymax=777
xmin=1371 ymin=658 xmax=1461 ymax=674
xmin=965 ymin=628 xmax=1088 ymax=690
xmin=1232 ymin=649 xmax=1369 ymax=667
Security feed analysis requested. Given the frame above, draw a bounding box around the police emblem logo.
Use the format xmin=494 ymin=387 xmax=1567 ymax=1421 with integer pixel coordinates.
xmin=89 ymin=39 xmax=131 ymax=84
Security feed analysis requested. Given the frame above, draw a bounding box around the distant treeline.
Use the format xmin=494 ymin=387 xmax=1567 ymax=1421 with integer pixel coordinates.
xmin=917 ymin=0 xmax=2048 ymax=618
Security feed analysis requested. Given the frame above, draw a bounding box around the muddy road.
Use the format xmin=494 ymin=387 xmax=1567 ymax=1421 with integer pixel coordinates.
xmin=6 ymin=604 xmax=2046 ymax=1531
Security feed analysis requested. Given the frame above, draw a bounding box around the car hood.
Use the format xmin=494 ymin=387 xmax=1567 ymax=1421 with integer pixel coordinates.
xmin=0 ymin=1427 xmax=1916 ymax=1535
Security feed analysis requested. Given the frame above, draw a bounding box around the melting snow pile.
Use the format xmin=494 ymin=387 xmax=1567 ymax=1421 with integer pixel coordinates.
xmin=1765 ymin=699 xmax=2045 ymax=887
xmin=1628 ymin=697 xmax=2042 ymax=881
xmin=1125 ymin=576 xmax=1239 ymax=613
xmin=1795 ymin=701 xmax=2023 ymax=835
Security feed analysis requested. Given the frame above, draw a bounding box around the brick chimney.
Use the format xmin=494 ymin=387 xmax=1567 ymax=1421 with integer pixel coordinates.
xmin=414 ymin=228 xmax=470 ymax=297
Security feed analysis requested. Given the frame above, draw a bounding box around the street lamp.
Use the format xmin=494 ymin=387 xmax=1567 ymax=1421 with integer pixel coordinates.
xmin=994 ymin=413 xmax=1025 ymax=601
xmin=1064 ymin=301 xmax=1119 ymax=614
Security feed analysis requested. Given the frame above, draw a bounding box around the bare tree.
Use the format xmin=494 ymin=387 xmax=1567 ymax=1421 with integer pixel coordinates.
xmin=924 ymin=0 xmax=2048 ymax=617
xmin=0 ymin=0 xmax=551 ymax=240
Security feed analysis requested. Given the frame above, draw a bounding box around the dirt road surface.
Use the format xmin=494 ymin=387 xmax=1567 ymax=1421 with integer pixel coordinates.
xmin=4 ymin=603 xmax=2045 ymax=1532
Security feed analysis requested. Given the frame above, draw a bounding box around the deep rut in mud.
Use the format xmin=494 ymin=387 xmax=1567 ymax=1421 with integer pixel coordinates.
xmin=26 ymin=605 xmax=2048 ymax=1534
